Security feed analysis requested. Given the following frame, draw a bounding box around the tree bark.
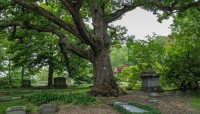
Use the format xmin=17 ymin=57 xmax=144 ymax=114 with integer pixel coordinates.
xmin=48 ymin=64 xmax=53 ymax=86
xmin=90 ymin=47 xmax=123 ymax=96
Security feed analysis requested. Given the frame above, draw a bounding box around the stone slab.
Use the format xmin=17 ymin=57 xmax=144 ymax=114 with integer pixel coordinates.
xmin=40 ymin=104 xmax=58 ymax=114
xmin=147 ymin=99 xmax=158 ymax=103
xmin=22 ymin=90 xmax=30 ymax=93
xmin=121 ymin=104 xmax=148 ymax=113
xmin=0 ymin=91 xmax=7 ymax=95
xmin=163 ymin=92 xmax=171 ymax=96
xmin=21 ymin=94 xmax=33 ymax=98
xmin=113 ymin=102 xmax=148 ymax=113
xmin=11 ymin=97 xmax=22 ymax=100
xmin=6 ymin=106 xmax=26 ymax=114
xmin=0 ymin=97 xmax=11 ymax=102
xmin=150 ymin=92 xmax=160 ymax=97
xmin=34 ymin=90 xmax=43 ymax=92
xmin=112 ymin=102 xmax=128 ymax=106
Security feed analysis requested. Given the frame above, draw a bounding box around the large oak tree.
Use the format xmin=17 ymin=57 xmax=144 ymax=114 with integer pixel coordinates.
xmin=0 ymin=0 xmax=199 ymax=96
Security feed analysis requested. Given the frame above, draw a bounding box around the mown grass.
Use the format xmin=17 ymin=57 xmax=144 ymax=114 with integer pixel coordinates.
xmin=0 ymin=84 xmax=93 ymax=113
xmin=190 ymin=89 xmax=200 ymax=112
xmin=0 ymin=99 xmax=37 ymax=114
xmin=0 ymin=84 xmax=91 ymax=97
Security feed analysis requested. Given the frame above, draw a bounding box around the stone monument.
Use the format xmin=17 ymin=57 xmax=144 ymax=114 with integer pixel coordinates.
xmin=54 ymin=77 xmax=67 ymax=88
xmin=140 ymin=70 xmax=163 ymax=92
xmin=21 ymin=80 xmax=31 ymax=88
xmin=6 ymin=106 xmax=26 ymax=114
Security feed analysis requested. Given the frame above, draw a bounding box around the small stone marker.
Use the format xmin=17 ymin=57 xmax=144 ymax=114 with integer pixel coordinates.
xmin=6 ymin=106 xmax=26 ymax=114
xmin=34 ymin=90 xmax=43 ymax=92
xmin=186 ymin=90 xmax=194 ymax=95
xmin=11 ymin=97 xmax=22 ymax=100
xmin=113 ymin=102 xmax=148 ymax=113
xmin=22 ymin=90 xmax=30 ymax=93
xmin=0 ymin=91 xmax=7 ymax=95
xmin=22 ymin=80 xmax=31 ymax=88
xmin=176 ymin=90 xmax=183 ymax=95
xmin=163 ymin=92 xmax=171 ymax=96
xmin=40 ymin=104 xmax=58 ymax=114
xmin=0 ymin=97 xmax=10 ymax=102
xmin=112 ymin=102 xmax=128 ymax=106
xmin=3 ymin=86 xmax=11 ymax=89
xmin=21 ymin=94 xmax=32 ymax=98
xmin=150 ymin=92 xmax=160 ymax=97
xmin=147 ymin=99 xmax=158 ymax=103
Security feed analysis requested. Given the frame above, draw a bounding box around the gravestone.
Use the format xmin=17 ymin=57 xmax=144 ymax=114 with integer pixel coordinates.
xmin=150 ymin=92 xmax=160 ymax=97
xmin=0 ymin=91 xmax=7 ymax=95
xmin=6 ymin=106 xmax=26 ymax=114
xmin=22 ymin=80 xmax=31 ymax=88
xmin=22 ymin=90 xmax=30 ymax=93
xmin=11 ymin=97 xmax=22 ymax=100
xmin=112 ymin=102 xmax=148 ymax=113
xmin=147 ymin=99 xmax=158 ymax=103
xmin=54 ymin=77 xmax=67 ymax=88
xmin=140 ymin=70 xmax=163 ymax=92
xmin=0 ymin=97 xmax=10 ymax=102
xmin=176 ymin=90 xmax=183 ymax=95
xmin=163 ymin=91 xmax=171 ymax=96
xmin=40 ymin=104 xmax=58 ymax=114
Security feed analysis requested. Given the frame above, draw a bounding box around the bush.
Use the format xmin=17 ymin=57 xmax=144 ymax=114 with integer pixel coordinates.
xmin=28 ymin=92 xmax=95 ymax=105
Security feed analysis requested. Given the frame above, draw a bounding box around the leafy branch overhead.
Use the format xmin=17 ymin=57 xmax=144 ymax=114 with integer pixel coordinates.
xmin=0 ymin=0 xmax=199 ymax=96
xmin=1 ymin=0 xmax=199 ymax=60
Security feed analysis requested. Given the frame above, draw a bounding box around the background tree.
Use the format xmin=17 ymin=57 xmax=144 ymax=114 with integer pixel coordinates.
xmin=163 ymin=8 xmax=200 ymax=90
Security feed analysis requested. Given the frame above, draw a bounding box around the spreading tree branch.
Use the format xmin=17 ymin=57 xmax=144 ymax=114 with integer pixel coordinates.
xmin=1 ymin=22 xmax=90 ymax=60
xmin=59 ymin=0 xmax=96 ymax=49
xmin=148 ymin=0 xmax=200 ymax=12
xmin=105 ymin=3 xmax=140 ymax=23
xmin=13 ymin=0 xmax=80 ymax=38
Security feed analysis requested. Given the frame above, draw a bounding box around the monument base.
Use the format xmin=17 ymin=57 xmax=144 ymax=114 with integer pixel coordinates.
xmin=140 ymin=86 xmax=163 ymax=92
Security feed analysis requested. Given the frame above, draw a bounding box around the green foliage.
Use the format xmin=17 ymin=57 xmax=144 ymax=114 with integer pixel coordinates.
xmin=73 ymin=75 xmax=93 ymax=84
xmin=163 ymin=9 xmax=200 ymax=89
xmin=112 ymin=102 xmax=161 ymax=114
xmin=110 ymin=46 xmax=128 ymax=67
xmin=119 ymin=63 xmax=147 ymax=89
xmin=28 ymin=92 xmax=95 ymax=105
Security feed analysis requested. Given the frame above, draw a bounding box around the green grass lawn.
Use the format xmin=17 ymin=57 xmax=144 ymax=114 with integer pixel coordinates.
xmin=190 ymin=89 xmax=200 ymax=112
xmin=0 ymin=84 xmax=92 ymax=113
xmin=0 ymin=99 xmax=37 ymax=114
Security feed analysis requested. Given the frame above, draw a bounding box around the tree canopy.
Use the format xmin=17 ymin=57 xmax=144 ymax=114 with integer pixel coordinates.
xmin=0 ymin=0 xmax=199 ymax=96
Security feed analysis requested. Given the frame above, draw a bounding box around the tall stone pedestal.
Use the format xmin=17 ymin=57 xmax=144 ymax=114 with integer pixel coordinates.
xmin=140 ymin=70 xmax=163 ymax=92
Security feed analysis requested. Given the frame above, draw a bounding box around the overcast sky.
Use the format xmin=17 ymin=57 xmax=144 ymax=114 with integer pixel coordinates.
xmin=113 ymin=7 xmax=173 ymax=40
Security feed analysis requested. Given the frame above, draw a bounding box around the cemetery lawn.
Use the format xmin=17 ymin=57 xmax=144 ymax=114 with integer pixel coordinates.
xmin=0 ymin=85 xmax=200 ymax=114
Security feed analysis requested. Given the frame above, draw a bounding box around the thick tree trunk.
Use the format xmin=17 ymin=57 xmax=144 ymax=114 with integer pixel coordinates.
xmin=90 ymin=48 xmax=124 ymax=96
xmin=48 ymin=64 xmax=53 ymax=86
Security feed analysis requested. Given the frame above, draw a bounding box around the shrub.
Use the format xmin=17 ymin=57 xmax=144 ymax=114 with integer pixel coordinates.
xmin=28 ymin=92 xmax=95 ymax=105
